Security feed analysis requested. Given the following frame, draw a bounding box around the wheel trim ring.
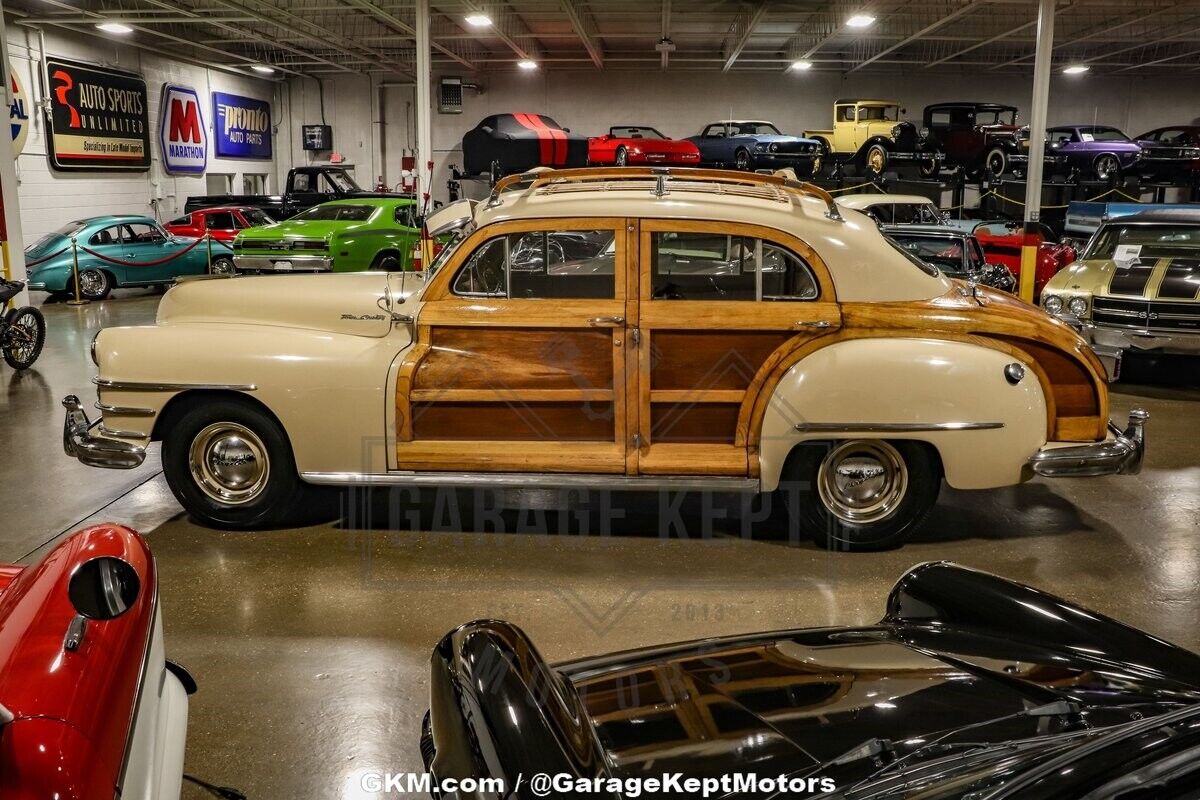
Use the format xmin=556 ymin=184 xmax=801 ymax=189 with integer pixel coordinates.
xmin=187 ymin=421 xmax=271 ymax=505
xmin=816 ymin=440 xmax=908 ymax=525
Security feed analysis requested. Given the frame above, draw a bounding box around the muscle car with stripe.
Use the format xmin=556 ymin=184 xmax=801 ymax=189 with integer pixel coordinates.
xmin=1042 ymin=208 xmax=1200 ymax=380
xmin=65 ymin=167 xmax=1145 ymax=551
xmin=687 ymin=120 xmax=822 ymax=174
xmin=461 ymin=113 xmax=588 ymax=176
xmin=587 ymin=125 xmax=701 ymax=166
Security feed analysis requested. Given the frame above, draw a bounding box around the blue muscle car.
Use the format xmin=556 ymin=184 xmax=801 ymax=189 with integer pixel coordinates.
xmin=686 ymin=120 xmax=822 ymax=175
xmin=24 ymin=215 xmax=234 ymax=300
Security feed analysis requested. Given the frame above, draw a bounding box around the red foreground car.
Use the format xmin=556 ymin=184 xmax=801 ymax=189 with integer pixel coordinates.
xmin=587 ymin=125 xmax=701 ymax=166
xmin=971 ymin=221 xmax=1077 ymax=298
xmin=0 ymin=523 xmax=191 ymax=798
xmin=165 ymin=206 xmax=273 ymax=243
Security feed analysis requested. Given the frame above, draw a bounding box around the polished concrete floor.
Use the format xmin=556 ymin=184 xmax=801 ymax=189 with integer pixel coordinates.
xmin=3 ymin=290 xmax=1199 ymax=799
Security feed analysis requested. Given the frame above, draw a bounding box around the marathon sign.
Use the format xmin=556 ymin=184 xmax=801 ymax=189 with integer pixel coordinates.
xmin=43 ymin=57 xmax=150 ymax=171
xmin=212 ymin=91 xmax=271 ymax=159
xmin=159 ymin=84 xmax=207 ymax=174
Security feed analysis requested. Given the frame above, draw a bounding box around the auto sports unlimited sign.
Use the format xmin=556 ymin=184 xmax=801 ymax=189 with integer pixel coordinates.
xmin=43 ymin=58 xmax=150 ymax=171
xmin=212 ymin=91 xmax=271 ymax=159
xmin=159 ymin=84 xmax=207 ymax=174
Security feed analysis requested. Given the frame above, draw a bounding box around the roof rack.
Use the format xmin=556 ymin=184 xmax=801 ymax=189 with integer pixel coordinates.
xmin=487 ymin=167 xmax=844 ymax=222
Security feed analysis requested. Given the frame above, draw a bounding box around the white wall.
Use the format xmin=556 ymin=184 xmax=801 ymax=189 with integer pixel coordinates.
xmin=6 ymin=26 xmax=279 ymax=242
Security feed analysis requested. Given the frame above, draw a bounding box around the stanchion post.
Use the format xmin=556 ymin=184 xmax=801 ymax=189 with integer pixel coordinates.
xmin=66 ymin=236 xmax=88 ymax=306
xmin=205 ymin=233 xmax=213 ymax=275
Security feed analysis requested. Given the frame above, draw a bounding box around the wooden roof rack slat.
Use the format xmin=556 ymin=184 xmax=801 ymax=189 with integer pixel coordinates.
xmin=487 ymin=167 xmax=844 ymax=222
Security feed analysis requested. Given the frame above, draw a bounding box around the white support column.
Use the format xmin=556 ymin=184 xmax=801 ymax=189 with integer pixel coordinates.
xmin=0 ymin=5 xmax=29 ymax=303
xmin=1019 ymin=0 xmax=1055 ymax=303
xmin=415 ymin=0 xmax=432 ymax=205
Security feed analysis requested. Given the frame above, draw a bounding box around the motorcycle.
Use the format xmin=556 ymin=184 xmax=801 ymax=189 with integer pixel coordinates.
xmin=1 ymin=279 xmax=45 ymax=370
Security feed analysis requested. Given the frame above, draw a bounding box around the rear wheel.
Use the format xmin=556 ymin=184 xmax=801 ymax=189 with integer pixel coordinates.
xmin=615 ymin=146 xmax=628 ymax=166
xmin=780 ymin=439 xmax=940 ymax=551
xmin=2 ymin=307 xmax=45 ymax=370
xmin=77 ymin=268 xmax=112 ymax=300
xmin=161 ymin=398 xmax=316 ymax=529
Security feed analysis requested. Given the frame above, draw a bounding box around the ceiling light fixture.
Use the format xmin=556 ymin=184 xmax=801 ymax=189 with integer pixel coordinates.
xmin=846 ymin=14 xmax=876 ymax=28
xmin=790 ymin=60 xmax=813 ymax=71
xmin=1063 ymin=64 xmax=1089 ymax=74
xmin=517 ymin=59 xmax=538 ymax=70
xmin=251 ymin=64 xmax=276 ymax=74
xmin=465 ymin=13 xmax=492 ymax=27
xmin=95 ymin=22 xmax=134 ymax=34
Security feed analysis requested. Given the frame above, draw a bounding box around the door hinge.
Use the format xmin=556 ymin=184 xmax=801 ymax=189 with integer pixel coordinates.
xmin=631 ymin=433 xmax=643 ymax=449
xmin=631 ymin=328 xmax=642 ymax=346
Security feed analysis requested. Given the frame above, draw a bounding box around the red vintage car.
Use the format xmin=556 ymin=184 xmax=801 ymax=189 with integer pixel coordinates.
xmin=587 ymin=125 xmax=701 ymax=166
xmin=0 ymin=522 xmax=191 ymax=798
xmin=971 ymin=221 xmax=1077 ymax=298
xmin=165 ymin=205 xmax=273 ymax=242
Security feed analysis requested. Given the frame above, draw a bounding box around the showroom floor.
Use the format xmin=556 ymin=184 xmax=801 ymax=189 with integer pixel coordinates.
xmin=3 ymin=292 xmax=1198 ymax=799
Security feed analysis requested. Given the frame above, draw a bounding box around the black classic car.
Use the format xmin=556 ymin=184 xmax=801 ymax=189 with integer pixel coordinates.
xmin=461 ymin=113 xmax=589 ymax=176
xmin=883 ymin=224 xmax=1017 ymax=292
xmin=922 ymin=102 xmax=1065 ymax=178
xmin=1132 ymin=126 xmax=1200 ymax=181
xmin=422 ymin=562 xmax=1200 ymax=799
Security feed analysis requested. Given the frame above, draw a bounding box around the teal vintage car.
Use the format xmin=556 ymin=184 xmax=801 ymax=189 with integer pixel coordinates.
xmin=24 ymin=215 xmax=234 ymax=300
xmin=231 ymin=197 xmax=422 ymax=273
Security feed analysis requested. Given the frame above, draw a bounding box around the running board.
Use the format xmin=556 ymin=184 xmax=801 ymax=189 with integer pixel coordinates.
xmin=301 ymin=471 xmax=761 ymax=493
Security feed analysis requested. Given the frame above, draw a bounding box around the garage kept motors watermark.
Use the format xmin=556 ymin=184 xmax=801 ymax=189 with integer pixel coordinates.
xmin=159 ymin=83 xmax=207 ymax=174
xmin=359 ymin=772 xmax=837 ymax=796
xmin=212 ymin=90 xmax=272 ymax=159
xmin=43 ymin=57 xmax=150 ymax=171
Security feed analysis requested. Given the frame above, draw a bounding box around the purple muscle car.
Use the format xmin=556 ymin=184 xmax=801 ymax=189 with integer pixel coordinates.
xmin=1046 ymin=125 xmax=1143 ymax=181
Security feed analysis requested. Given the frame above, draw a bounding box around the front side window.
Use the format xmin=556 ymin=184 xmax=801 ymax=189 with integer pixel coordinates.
xmin=650 ymin=231 xmax=817 ymax=301
xmin=703 ymin=124 xmax=727 ymax=137
xmin=294 ymin=204 xmax=376 ymax=222
xmin=452 ymin=229 xmax=616 ymax=299
xmin=206 ymin=212 xmax=236 ymax=230
xmin=123 ymin=223 xmax=165 ymax=243
xmin=239 ymin=209 xmax=273 ymax=227
xmin=858 ymin=106 xmax=899 ymax=122
xmin=1079 ymin=126 xmax=1129 ymax=142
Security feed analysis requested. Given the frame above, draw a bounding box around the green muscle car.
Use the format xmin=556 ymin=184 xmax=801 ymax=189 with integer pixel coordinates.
xmin=232 ymin=197 xmax=422 ymax=273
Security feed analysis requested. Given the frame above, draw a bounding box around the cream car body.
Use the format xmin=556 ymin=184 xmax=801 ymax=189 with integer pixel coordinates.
xmin=66 ymin=168 xmax=1146 ymax=548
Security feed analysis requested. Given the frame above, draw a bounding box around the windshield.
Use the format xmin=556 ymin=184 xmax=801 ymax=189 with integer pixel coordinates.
xmin=611 ymin=126 xmax=666 ymax=139
xmin=325 ymin=170 xmax=361 ymax=192
xmin=1085 ymin=223 xmax=1200 ymax=260
xmin=293 ymin=204 xmax=376 ymax=222
xmin=859 ymin=105 xmax=899 ymax=122
xmin=977 ymin=109 xmax=1017 ymax=125
xmin=865 ymin=202 xmax=942 ymax=225
xmin=884 ymin=236 xmax=941 ymax=277
xmin=731 ymin=122 xmax=782 ymax=136
xmin=887 ymin=234 xmax=967 ymax=274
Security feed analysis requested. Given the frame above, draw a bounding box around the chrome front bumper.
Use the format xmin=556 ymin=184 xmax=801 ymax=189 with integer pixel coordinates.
xmin=62 ymin=395 xmax=147 ymax=469
xmin=1085 ymin=323 xmax=1200 ymax=381
xmin=1029 ymin=408 xmax=1149 ymax=478
xmin=233 ymin=254 xmax=333 ymax=272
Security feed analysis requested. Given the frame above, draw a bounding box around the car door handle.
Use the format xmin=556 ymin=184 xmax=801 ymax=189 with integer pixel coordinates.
xmin=797 ymin=320 xmax=833 ymax=329
xmin=589 ymin=316 xmax=626 ymax=326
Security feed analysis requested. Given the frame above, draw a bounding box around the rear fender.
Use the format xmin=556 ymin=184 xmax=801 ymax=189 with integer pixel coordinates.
xmin=758 ymin=337 xmax=1047 ymax=491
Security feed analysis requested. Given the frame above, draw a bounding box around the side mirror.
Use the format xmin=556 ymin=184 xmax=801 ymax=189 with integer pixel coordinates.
xmin=69 ymin=556 xmax=140 ymax=620
xmin=562 ymin=127 xmax=571 ymax=133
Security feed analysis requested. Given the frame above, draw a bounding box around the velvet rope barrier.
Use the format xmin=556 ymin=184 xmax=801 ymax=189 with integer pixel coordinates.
xmin=77 ymin=236 xmax=205 ymax=267
xmin=24 ymin=247 xmax=70 ymax=268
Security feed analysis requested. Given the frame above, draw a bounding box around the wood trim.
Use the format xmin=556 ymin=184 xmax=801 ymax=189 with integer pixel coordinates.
xmin=638 ymin=444 xmax=747 ymax=476
xmin=418 ymin=299 xmax=627 ymax=327
xmin=650 ymin=389 xmax=745 ymax=403
xmin=410 ymin=389 xmax=614 ymax=402
xmin=623 ymin=219 xmax=640 ymax=476
xmin=394 ymin=441 xmax=626 ymax=473
xmin=395 ymin=337 xmax=430 ymax=442
xmin=640 ymin=301 xmax=842 ymax=331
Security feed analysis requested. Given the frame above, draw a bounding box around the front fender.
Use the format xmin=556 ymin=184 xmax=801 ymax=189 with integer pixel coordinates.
xmin=94 ymin=322 xmax=408 ymax=474
xmin=758 ymin=337 xmax=1047 ymax=491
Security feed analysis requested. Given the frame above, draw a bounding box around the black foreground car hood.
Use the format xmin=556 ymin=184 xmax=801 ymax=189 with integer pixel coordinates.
xmin=425 ymin=564 xmax=1200 ymax=798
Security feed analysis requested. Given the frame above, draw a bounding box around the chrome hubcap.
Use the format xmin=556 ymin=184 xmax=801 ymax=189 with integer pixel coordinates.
xmin=212 ymin=258 xmax=234 ymax=275
xmin=79 ymin=270 xmax=104 ymax=296
xmin=1097 ymin=157 xmax=1117 ymax=178
xmin=868 ymin=149 xmax=885 ymax=172
xmin=188 ymin=422 xmax=270 ymax=504
xmin=817 ymin=440 xmax=908 ymax=525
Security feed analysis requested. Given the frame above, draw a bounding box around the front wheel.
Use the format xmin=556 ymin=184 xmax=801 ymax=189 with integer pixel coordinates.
xmin=2 ymin=306 xmax=46 ymax=370
xmin=734 ymin=148 xmax=751 ymax=170
xmin=1094 ymin=154 xmax=1122 ymax=182
xmin=161 ymin=398 xmax=314 ymax=529
xmin=779 ymin=439 xmax=941 ymax=551
xmin=985 ymin=147 xmax=1008 ymax=177
xmin=919 ymin=157 xmax=940 ymax=179
xmin=615 ymin=146 xmax=628 ymax=166
xmin=864 ymin=144 xmax=888 ymax=175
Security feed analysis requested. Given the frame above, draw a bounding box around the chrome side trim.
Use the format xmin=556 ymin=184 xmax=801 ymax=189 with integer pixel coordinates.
xmin=99 ymin=424 xmax=150 ymax=439
xmin=1029 ymin=408 xmax=1149 ymax=478
xmin=794 ymin=421 xmax=1005 ymax=433
xmin=96 ymin=402 xmax=156 ymax=417
xmin=94 ymin=377 xmax=257 ymax=392
xmin=301 ymin=471 xmax=761 ymax=493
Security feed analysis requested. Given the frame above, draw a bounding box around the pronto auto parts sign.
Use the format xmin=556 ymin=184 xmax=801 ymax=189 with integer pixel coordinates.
xmin=159 ymin=84 xmax=207 ymax=174
xmin=43 ymin=58 xmax=150 ymax=171
xmin=212 ymin=91 xmax=271 ymax=159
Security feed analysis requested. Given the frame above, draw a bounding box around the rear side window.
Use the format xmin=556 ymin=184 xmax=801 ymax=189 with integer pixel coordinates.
xmin=452 ymin=229 xmax=616 ymax=299
xmin=650 ymin=232 xmax=817 ymax=301
xmin=168 ymin=215 xmax=190 ymax=226
xmin=89 ymin=225 xmax=122 ymax=246
xmin=206 ymin=212 xmax=236 ymax=229
xmin=394 ymin=205 xmax=417 ymax=228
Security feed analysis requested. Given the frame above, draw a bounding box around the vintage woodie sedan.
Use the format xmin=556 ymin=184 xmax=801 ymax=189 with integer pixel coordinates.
xmin=64 ymin=168 xmax=1147 ymax=550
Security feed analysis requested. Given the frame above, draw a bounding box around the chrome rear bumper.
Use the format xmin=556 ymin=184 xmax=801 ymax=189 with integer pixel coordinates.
xmin=1029 ymin=408 xmax=1148 ymax=478
xmin=62 ymin=395 xmax=147 ymax=469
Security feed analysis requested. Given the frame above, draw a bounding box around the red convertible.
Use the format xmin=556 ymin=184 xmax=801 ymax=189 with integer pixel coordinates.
xmin=165 ymin=205 xmax=273 ymax=243
xmin=0 ymin=522 xmax=192 ymax=798
xmin=971 ymin=221 xmax=1077 ymax=298
xmin=587 ymin=125 xmax=701 ymax=166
